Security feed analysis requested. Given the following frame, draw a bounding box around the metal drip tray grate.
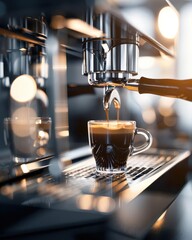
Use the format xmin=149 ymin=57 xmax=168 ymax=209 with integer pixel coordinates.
xmin=0 ymin=148 xmax=189 ymax=220
xmin=63 ymin=149 xmax=182 ymax=184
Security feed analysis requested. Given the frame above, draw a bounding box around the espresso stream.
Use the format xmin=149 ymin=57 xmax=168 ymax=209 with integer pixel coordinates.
xmin=105 ymin=108 xmax=120 ymax=122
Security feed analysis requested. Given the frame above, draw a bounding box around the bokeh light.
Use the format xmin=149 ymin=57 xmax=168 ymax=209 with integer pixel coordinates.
xmin=158 ymin=6 xmax=179 ymax=39
xmin=10 ymin=74 xmax=37 ymax=102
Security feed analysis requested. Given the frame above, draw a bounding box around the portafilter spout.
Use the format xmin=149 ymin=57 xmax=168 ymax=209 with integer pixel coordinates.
xmin=103 ymin=86 xmax=121 ymax=111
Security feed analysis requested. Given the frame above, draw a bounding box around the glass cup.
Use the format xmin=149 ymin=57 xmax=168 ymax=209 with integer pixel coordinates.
xmin=88 ymin=120 xmax=152 ymax=174
xmin=4 ymin=117 xmax=52 ymax=164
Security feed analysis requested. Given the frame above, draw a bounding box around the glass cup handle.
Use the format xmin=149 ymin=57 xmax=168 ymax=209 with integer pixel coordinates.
xmin=132 ymin=128 xmax=153 ymax=156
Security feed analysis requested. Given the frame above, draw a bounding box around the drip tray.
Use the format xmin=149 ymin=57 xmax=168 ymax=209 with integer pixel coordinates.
xmin=62 ymin=149 xmax=190 ymax=199
xmin=0 ymin=148 xmax=190 ymax=239
xmin=62 ymin=148 xmax=190 ymax=239
xmin=64 ymin=150 xmax=175 ymax=181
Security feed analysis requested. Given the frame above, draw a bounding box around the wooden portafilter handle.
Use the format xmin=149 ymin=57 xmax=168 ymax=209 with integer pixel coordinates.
xmin=126 ymin=77 xmax=192 ymax=101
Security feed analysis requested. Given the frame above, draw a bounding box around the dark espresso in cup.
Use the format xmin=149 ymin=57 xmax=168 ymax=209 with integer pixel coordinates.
xmin=88 ymin=120 xmax=152 ymax=173
xmin=88 ymin=121 xmax=136 ymax=173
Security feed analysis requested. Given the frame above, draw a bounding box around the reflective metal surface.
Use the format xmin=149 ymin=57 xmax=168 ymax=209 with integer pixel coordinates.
xmin=0 ymin=148 xmax=189 ymax=203
xmin=82 ymin=3 xmax=174 ymax=87
xmin=103 ymin=87 xmax=121 ymax=111
xmin=0 ymin=148 xmax=190 ymax=239
xmin=83 ymin=24 xmax=139 ymax=85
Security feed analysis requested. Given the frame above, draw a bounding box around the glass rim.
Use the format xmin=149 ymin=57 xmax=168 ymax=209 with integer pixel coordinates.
xmin=88 ymin=120 xmax=136 ymax=124
xmin=88 ymin=120 xmax=136 ymax=127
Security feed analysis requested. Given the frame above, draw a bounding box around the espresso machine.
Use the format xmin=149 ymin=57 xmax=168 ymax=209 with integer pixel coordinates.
xmin=82 ymin=5 xmax=192 ymax=110
xmin=0 ymin=0 xmax=191 ymax=239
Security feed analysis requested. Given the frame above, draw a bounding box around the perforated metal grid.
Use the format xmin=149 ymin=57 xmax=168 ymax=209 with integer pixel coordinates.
xmin=63 ymin=151 xmax=176 ymax=183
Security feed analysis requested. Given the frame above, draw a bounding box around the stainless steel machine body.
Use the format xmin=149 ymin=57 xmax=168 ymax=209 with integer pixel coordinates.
xmin=82 ymin=9 xmax=139 ymax=86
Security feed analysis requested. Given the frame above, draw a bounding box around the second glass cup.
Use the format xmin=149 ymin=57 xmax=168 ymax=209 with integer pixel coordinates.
xmin=88 ymin=120 xmax=152 ymax=174
xmin=4 ymin=117 xmax=52 ymax=164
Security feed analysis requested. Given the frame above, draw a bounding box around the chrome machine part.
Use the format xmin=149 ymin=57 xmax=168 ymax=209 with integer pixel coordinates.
xmin=82 ymin=9 xmax=139 ymax=87
xmin=103 ymin=86 xmax=121 ymax=111
xmin=5 ymin=16 xmax=48 ymax=85
xmin=82 ymin=5 xmax=174 ymax=88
